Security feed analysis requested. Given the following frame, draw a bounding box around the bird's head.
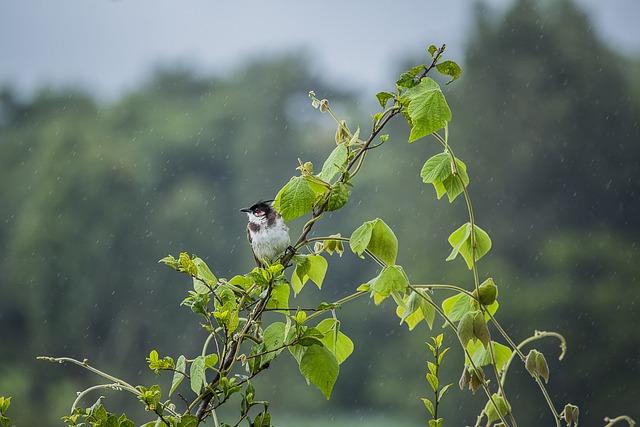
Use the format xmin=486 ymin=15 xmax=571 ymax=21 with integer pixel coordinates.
xmin=240 ymin=200 xmax=274 ymax=223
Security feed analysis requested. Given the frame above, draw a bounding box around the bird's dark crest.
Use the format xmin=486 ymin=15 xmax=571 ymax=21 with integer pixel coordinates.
xmin=249 ymin=200 xmax=274 ymax=212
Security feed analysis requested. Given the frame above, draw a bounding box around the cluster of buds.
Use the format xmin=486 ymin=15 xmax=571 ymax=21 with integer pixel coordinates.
xmin=309 ymin=91 xmax=329 ymax=112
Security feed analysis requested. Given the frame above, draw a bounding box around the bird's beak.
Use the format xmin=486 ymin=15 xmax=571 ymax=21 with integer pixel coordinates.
xmin=240 ymin=208 xmax=252 ymax=213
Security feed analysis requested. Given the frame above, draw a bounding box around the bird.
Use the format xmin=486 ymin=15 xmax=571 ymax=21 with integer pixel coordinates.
xmin=240 ymin=200 xmax=291 ymax=266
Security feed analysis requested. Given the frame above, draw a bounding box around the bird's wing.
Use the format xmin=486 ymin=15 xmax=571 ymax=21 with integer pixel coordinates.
xmin=247 ymin=225 xmax=262 ymax=267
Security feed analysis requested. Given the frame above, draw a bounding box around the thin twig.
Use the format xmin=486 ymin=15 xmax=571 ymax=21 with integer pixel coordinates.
xmin=604 ymin=415 xmax=636 ymax=426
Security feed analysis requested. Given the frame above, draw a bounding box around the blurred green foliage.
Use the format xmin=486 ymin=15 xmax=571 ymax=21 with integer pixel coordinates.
xmin=0 ymin=0 xmax=638 ymax=425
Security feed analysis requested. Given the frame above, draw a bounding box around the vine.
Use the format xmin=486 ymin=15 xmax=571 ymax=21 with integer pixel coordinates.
xmin=25 ymin=43 xmax=634 ymax=427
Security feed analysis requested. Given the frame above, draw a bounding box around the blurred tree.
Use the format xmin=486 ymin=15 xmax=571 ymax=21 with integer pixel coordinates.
xmin=449 ymin=0 xmax=640 ymax=423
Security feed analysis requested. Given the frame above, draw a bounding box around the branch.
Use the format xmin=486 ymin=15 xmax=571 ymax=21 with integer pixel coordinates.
xmin=194 ymin=284 xmax=274 ymax=421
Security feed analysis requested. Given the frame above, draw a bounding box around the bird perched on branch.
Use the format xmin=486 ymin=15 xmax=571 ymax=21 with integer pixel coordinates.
xmin=240 ymin=200 xmax=291 ymax=266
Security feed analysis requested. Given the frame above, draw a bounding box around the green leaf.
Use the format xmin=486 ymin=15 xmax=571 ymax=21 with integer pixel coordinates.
xmin=316 ymin=318 xmax=354 ymax=364
xmin=349 ymin=218 xmax=399 ymax=265
xmin=192 ymin=277 xmax=210 ymax=295
xmin=213 ymin=287 xmax=239 ymax=334
xmin=291 ymin=255 xmax=328 ymax=295
xmin=371 ymin=265 xmax=409 ymax=303
xmin=439 ymin=383 xmax=453 ymax=400
xmin=376 ymin=91 xmax=395 ymax=108
xmin=458 ymin=310 xmax=490 ymax=348
xmin=483 ymin=393 xmax=512 ymax=423
xmin=441 ymin=292 xmax=473 ymax=322
xmin=396 ymin=64 xmax=426 ymax=89
xmin=441 ymin=158 xmax=469 ymax=202
xmin=258 ymin=322 xmax=287 ymax=367
xmin=446 ymin=223 xmax=472 ymax=262
xmin=169 ymin=355 xmax=186 ymax=397
xmin=299 ymin=345 xmax=339 ymax=399
xmin=189 ymin=355 xmax=206 ymax=394
xmin=421 ymin=153 xmax=470 ymax=202
xmin=273 ymin=176 xmax=317 ymax=222
xmin=466 ymin=341 xmax=513 ymax=372
xmin=457 ymin=311 xmax=475 ymax=347
xmin=426 ymin=372 xmax=439 ymax=391
xmin=326 ymin=182 xmax=350 ymax=212
xmin=420 ymin=152 xmax=452 ymax=184
xmin=323 ymin=234 xmax=344 ymax=256
xmin=427 ymin=44 xmax=438 ymax=57
xmin=427 ymin=361 xmax=437 ymax=375
xmin=472 ymin=310 xmax=491 ymax=348
xmin=147 ymin=350 xmax=174 ymax=374
xmin=253 ymin=411 xmax=272 ymax=427
xmin=192 ymin=257 xmax=217 ymax=286
xmin=158 ymin=254 xmax=179 ymax=270
xmin=318 ymin=144 xmax=348 ymax=183
xmin=178 ymin=415 xmax=199 ymax=427
xmin=404 ymin=77 xmax=452 ymax=142
xmin=0 ymin=397 xmax=9 ymax=416
xmin=205 ymin=353 xmax=218 ymax=369
xmin=446 ymin=223 xmax=492 ymax=269
xmin=435 ymin=60 xmax=462 ymax=84
xmin=421 ymin=397 xmax=434 ymax=416
xmin=228 ymin=274 xmax=253 ymax=291
xmin=349 ymin=221 xmax=374 ymax=257
xmin=266 ymin=278 xmax=290 ymax=312
xmin=395 ymin=290 xmax=435 ymax=330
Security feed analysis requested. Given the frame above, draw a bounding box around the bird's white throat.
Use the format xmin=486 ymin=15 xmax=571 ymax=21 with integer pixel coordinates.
xmin=247 ymin=214 xmax=290 ymax=263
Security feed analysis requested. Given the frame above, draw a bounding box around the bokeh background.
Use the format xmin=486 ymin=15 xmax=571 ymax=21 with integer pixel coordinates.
xmin=1 ymin=0 xmax=639 ymax=425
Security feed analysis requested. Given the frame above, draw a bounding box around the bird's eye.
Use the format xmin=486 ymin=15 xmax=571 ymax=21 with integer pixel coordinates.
xmin=254 ymin=209 xmax=264 ymax=216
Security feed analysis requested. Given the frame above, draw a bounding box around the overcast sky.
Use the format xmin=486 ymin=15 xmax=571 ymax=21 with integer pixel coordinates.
xmin=1 ymin=0 xmax=639 ymax=100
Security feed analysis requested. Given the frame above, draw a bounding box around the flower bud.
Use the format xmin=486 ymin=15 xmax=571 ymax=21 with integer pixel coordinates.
xmin=459 ymin=310 xmax=490 ymax=348
xmin=525 ymin=349 xmax=550 ymax=383
xmin=561 ymin=403 xmax=579 ymax=426
xmin=475 ymin=278 xmax=498 ymax=306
